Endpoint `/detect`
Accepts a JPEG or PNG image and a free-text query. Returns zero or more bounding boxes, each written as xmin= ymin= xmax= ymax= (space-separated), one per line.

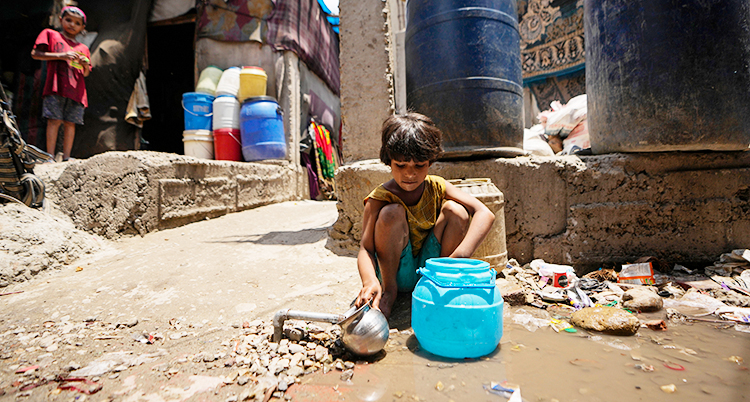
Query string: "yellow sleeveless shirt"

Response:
xmin=364 ymin=175 xmax=446 ymax=256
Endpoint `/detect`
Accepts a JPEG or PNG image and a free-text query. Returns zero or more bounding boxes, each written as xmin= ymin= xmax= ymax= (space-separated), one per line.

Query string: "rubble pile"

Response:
xmin=0 ymin=316 xmax=367 ymax=400
xmin=501 ymin=249 xmax=750 ymax=336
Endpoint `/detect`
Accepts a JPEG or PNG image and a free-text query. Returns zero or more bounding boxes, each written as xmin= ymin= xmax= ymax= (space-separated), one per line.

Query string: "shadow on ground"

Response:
xmin=206 ymin=227 xmax=330 ymax=245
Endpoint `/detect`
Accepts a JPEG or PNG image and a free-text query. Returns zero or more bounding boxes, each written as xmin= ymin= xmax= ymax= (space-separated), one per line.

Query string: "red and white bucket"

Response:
xmin=213 ymin=128 xmax=243 ymax=161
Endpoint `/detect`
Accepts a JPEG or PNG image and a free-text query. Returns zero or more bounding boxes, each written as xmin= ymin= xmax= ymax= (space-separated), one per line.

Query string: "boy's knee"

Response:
xmin=442 ymin=200 xmax=470 ymax=225
xmin=376 ymin=203 xmax=407 ymax=228
xmin=375 ymin=203 xmax=408 ymax=247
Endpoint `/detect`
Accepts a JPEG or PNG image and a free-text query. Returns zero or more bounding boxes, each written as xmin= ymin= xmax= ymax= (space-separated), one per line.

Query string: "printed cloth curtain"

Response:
xmin=197 ymin=0 xmax=340 ymax=95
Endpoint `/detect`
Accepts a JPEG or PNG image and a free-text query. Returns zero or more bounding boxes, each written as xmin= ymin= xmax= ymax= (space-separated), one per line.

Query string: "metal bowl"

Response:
xmin=338 ymin=303 xmax=389 ymax=356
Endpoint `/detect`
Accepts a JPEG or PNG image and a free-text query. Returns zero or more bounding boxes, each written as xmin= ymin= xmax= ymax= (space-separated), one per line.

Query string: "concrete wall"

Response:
xmin=329 ymin=152 xmax=750 ymax=271
xmin=37 ymin=151 xmax=303 ymax=239
xmin=339 ymin=0 xmax=392 ymax=163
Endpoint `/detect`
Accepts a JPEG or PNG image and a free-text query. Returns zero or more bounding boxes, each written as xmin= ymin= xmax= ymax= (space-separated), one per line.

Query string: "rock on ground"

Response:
xmin=622 ymin=287 xmax=663 ymax=312
xmin=0 ymin=203 xmax=106 ymax=287
xmin=570 ymin=306 xmax=640 ymax=336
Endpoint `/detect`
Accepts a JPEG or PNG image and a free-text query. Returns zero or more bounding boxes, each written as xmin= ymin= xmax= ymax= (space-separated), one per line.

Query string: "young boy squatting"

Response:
xmin=355 ymin=113 xmax=495 ymax=318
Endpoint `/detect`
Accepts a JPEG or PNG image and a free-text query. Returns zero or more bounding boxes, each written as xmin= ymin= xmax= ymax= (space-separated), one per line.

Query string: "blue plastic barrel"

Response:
xmin=239 ymin=96 xmax=286 ymax=161
xmin=405 ymin=0 xmax=523 ymax=157
xmin=182 ymin=92 xmax=215 ymax=131
xmin=586 ymin=0 xmax=750 ymax=152
xmin=412 ymin=258 xmax=504 ymax=359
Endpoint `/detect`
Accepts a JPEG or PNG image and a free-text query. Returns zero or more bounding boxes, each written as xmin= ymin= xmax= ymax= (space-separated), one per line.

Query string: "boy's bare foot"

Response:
xmin=378 ymin=291 xmax=397 ymax=319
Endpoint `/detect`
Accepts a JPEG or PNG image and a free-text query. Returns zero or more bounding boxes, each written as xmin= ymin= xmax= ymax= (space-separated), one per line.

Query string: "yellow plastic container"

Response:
xmin=239 ymin=66 xmax=267 ymax=102
xmin=196 ymin=66 xmax=223 ymax=95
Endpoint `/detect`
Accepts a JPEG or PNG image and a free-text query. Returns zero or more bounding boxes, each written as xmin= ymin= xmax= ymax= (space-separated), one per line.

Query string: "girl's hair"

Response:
xmin=61 ymin=6 xmax=87 ymax=25
xmin=380 ymin=112 xmax=443 ymax=165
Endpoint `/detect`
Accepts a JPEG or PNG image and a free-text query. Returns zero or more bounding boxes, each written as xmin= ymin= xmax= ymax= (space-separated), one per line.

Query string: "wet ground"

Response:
xmin=0 ymin=201 xmax=748 ymax=401
xmin=288 ymin=298 xmax=750 ymax=402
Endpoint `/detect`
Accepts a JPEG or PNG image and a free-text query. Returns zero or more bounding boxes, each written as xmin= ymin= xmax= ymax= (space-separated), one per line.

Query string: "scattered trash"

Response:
xmin=484 ymin=381 xmax=521 ymax=401
xmin=511 ymin=309 xmax=551 ymax=332
xmin=550 ymin=319 xmax=576 ymax=333
xmin=663 ymin=362 xmax=685 ymax=371
xmin=530 ymin=259 xmax=577 ymax=288
xmin=75 ymin=267 xmax=83 ymax=272
xmin=644 ymin=320 xmax=667 ymax=331
xmin=15 ymin=365 xmax=39 ymax=374
xmin=57 ymin=377 xmax=102 ymax=395
xmin=618 ymin=262 xmax=655 ymax=285
xmin=634 ymin=364 xmax=654 ymax=372
xmin=727 ymin=356 xmax=744 ymax=365
xmin=660 ymin=384 xmax=677 ymax=393
xmin=583 ymin=268 xmax=618 ymax=282
xmin=435 ymin=381 xmax=444 ymax=391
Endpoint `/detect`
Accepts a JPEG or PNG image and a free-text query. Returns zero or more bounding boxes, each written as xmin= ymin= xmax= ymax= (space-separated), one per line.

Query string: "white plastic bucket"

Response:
xmin=212 ymin=95 xmax=240 ymax=130
xmin=215 ymin=67 xmax=241 ymax=97
xmin=183 ymin=129 xmax=214 ymax=159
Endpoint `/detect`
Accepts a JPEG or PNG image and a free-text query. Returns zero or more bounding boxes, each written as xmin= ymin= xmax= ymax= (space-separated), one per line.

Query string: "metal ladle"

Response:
xmin=272 ymin=301 xmax=389 ymax=356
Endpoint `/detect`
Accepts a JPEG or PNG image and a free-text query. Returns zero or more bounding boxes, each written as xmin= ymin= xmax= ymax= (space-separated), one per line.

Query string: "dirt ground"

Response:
xmin=0 ymin=200 xmax=363 ymax=400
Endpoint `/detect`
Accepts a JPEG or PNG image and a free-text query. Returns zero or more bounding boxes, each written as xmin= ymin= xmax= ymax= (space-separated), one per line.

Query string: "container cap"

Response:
xmin=242 ymin=96 xmax=277 ymax=103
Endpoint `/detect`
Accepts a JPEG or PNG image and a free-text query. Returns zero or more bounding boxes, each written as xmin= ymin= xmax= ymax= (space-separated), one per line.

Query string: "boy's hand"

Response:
xmin=357 ymin=281 xmax=382 ymax=310
xmin=63 ymin=51 xmax=79 ymax=61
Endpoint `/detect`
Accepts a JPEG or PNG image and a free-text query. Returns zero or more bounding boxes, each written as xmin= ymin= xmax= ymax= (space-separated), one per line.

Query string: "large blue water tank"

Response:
xmin=239 ymin=96 xmax=286 ymax=161
xmin=586 ymin=0 xmax=750 ymax=153
xmin=405 ymin=0 xmax=524 ymax=158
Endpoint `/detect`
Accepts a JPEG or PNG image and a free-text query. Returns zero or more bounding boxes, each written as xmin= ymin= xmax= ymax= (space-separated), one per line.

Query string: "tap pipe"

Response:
xmin=272 ymin=309 xmax=345 ymax=342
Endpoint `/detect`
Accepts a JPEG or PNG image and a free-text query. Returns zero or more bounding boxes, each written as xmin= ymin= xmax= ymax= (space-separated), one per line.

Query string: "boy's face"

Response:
xmin=389 ymin=158 xmax=431 ymax=192
xmin=61 ymin=14 xmax=85 ymax=37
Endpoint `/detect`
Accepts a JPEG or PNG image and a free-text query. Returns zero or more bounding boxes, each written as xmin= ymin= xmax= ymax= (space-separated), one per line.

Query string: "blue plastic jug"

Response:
xmin=412 ymin=258 xmax=504 ymax=359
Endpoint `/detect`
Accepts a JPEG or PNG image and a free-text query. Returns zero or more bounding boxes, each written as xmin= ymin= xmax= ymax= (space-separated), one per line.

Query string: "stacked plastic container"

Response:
xmin=183 ymin=65 xmax=285 ymax=161
xmin=212 ymin=67 xmax=243 ymax=161
xmin=238 ymin=66 xmax=287 ymax=161
xmin=182 ymin=66 xmax=223 ymax=159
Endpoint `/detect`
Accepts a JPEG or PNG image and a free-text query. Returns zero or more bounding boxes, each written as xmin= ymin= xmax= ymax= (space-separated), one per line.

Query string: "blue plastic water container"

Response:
xmin=405 ymin=0 xmax=523 ymax=155
xmin=239 ymin=96 xmax=286 ymax=161
xmin=182 ymin=92 xmax=215 ymax=131
xmin=412 ymin=258 xmax=504 ymax=359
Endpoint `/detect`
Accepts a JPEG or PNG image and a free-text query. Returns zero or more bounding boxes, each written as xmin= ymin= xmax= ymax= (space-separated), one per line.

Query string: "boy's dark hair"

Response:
xmin=379 ymin=112 xmax=443 ymax=165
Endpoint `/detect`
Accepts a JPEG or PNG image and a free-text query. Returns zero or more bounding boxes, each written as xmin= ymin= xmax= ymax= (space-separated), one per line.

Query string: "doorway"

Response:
xmin=142 ymin=21 xmax=195 ymax=154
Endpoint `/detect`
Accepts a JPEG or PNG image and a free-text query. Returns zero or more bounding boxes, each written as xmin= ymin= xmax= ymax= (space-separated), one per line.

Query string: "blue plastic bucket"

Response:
xmin=412 ymin=257 xmax=504 ymax=359
xmin=240 ymin=96 xmax=286 ymax=161
xmin=183 ymin=92 xmax=215 ymax=131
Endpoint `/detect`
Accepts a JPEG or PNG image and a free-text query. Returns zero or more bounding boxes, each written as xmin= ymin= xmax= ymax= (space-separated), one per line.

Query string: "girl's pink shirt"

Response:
xmin=33 ymin=28 xmax=90 ymax=107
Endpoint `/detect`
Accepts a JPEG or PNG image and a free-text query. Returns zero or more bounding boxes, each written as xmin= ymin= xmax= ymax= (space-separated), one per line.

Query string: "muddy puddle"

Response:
xmin=289 ymin=303 xmax=750 ymax=402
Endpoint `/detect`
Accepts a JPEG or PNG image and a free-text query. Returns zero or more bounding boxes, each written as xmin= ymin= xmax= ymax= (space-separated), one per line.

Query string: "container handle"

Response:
xmin=417 ymin=267 xmax=496 ymax=289
xmin=181 ymin=101 xmax=213 ymax=117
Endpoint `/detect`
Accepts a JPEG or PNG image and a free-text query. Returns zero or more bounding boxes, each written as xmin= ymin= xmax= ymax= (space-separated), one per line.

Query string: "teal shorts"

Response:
xmin=375 ymin=231 xmax=442 ymax=292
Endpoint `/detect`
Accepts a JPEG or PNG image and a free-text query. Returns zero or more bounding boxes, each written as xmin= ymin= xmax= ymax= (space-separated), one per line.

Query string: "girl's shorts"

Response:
xmin=42 ymin=94 xmax=85 ymax=125
xmin=375 ymin=231 xmax=442 ymax=292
